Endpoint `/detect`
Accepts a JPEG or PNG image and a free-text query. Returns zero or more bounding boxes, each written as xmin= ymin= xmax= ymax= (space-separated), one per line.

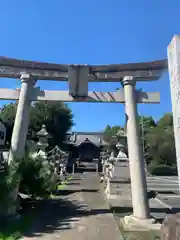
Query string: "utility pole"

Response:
xmin=141 ymin=116 xmax=145 ymax=156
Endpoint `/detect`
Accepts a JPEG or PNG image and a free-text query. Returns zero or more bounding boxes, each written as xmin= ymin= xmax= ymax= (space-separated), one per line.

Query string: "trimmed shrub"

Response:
xmin=0 ymin=160 xmax=21 ymax=212
xmin=19 ymin=155 xmax=57 ymax=198
xmin=148 ymin=164 xmax=177 ymax=176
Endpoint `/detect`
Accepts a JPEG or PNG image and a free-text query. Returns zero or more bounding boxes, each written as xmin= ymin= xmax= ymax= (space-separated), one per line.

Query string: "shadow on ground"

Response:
xmin=12 ymin=197 xmax=112 ymax=238
xmin=111 ymin=205 xmax=180 ymax=223
xmin=0 ymin=185 xmax=109 ymax=239
xmin=76 ymin=167 xmax=99 ymax=173
xmin=55 ymin=189 xmax=99 ymax=196
xmin=66 ymin=182 xmax=81 ymax=186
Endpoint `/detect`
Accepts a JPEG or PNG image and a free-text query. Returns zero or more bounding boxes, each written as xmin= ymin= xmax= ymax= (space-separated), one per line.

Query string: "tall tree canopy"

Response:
xmin=103 ymin=125 xmax=125 ymax=152
xmin=0 ymin=101 xmax=73 ymax=147
xmin=123 ymin=116 xmax=156 ymax=135
xmin=157 ymin=113 xmax=173 ymax=127
xmin=103 ymin=125 xmax=122 ymax=143
xmin=146 ymin=113 xmax=176 ymax=166
xmin=0 ymin=103 xmax=18 ymax=144
xmin=146 ymin=125 xmax=176 ymax=165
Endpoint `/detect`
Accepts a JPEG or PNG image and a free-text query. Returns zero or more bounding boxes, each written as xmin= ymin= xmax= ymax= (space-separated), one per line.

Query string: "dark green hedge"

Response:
xmin=147 ymin=164 xmax=177 ymax=176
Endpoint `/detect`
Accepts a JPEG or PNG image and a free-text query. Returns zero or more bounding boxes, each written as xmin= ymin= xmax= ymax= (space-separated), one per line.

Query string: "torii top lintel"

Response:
xmin=0 ymin=56 xmax=168 ymax=82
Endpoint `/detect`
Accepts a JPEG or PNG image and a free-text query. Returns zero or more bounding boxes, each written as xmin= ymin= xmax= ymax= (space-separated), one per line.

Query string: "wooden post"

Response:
xmin=72 ymin=163 xmax=75 ymax=175
xmin=96 ymin=163 xmax=98 ymax=174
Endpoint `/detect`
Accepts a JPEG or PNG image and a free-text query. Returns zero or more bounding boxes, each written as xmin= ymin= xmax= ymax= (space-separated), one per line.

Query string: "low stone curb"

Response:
xmin=99 ymin=181 xmax=126 ymax=240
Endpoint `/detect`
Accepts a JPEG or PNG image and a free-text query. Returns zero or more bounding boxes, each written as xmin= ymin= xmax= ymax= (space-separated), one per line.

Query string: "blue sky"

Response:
xmin=0 ymin=0 xmax=179 ymax=131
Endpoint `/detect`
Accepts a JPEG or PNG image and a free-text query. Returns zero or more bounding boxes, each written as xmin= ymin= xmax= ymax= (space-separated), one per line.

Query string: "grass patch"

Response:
xmin=57 ymin=184 xmax=67 ymax=190
xmin=49 ymin=193 xmax=56 ymax=199
xmin=57 ymin=175 xmax=73 ymax=190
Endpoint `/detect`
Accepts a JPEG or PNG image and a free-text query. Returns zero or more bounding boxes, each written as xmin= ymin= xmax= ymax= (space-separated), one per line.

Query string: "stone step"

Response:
xmin=109 ymin=182 xmax=131 ymax=186
xmin=108 ymin=176 xmax=130 ymax=182
xmin=108 ymin=184 xmax=130 ymax=188
xmin=110 ymin=186 xmax=131 ymax=192
xmin=108 ymin=188 xmax=131 ymax=195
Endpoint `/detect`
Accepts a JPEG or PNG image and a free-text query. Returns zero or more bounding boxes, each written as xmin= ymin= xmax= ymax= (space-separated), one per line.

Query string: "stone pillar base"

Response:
xmin=123 ymin=215 xmax=161 ymax=230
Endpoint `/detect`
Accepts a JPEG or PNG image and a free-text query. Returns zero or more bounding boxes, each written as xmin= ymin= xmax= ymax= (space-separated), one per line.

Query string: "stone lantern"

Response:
xmin=116 ymin=142 xmax=125 ymax=150
xmin=116 ymin=129 xmax=127 ymax=145
xmin=36 ymin=125 xmax=51 ymax=160
xmin=116 ymin=142 xmax=127 ymax=159
xmin=116 ymin=129 xmax=128 ymax=159
xmin=116 ymin=142 xmax=125 ymax=152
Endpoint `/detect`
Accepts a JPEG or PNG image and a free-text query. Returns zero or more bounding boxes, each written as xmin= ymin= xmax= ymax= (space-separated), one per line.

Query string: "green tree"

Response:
xmin=0 ymin=101 xmax=73 ymax=147
xmin=103 ymin=113 xmax=176 ymax=170
xmin=29 ymin=102 xmax=73 ymax=146
xmin=146 ymin=125 xmax=176 ymax=166
xmin=0 ymin=103 xmax=17 ymax=144
xmin=123 ymin=115 xmax=156 ymax=135
xmin=146 ymin=113 xmax=176 ymax=166
xmin=123 ymin=115 xmax=156 ymax=160
xmin=157 ymin=113 xmax=173 ymax=127
xmin=139 ymin=116 xmax=156 ymax=134
xmin=103 ymin=125 xmax=122 ymax=142
xmin=139 ymin=116 xmax=156 ymax=161
xmin=103 ymin=125 xmax=123 ymax=152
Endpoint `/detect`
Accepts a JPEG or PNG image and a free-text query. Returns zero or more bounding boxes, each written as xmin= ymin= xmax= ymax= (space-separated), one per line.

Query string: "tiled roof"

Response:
xmin=68 ymin=132 xmax=104 ymax=146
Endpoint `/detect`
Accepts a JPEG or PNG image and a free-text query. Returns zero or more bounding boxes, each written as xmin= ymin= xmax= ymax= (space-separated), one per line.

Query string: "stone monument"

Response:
xmin=168 ymin=35 xmax=180 ymax=192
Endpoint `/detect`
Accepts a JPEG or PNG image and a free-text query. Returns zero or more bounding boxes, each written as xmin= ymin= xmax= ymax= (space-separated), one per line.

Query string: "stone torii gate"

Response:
xmin=0 ymin=56 xmax=167 ymax=223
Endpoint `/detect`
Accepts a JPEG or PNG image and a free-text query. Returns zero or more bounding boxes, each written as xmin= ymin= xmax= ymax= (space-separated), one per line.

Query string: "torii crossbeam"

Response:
xmin=0 ymin=56 xmax=167 ymax=81
xmin=0 ymin=88 xmax=160 ymax=103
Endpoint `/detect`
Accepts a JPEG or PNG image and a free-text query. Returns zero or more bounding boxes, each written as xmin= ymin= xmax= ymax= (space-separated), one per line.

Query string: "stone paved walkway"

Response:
xmin=23 ymin=172 xmax=123 ymax=240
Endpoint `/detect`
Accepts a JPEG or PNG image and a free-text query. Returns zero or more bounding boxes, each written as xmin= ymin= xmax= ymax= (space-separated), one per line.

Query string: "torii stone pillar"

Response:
xmin=168 ymin=35 xmax=180 ymax=192
xmin=8 ymin=73 xmax=36 ymax=162
xmin=122 ymin=76 xmax=150 ymax=220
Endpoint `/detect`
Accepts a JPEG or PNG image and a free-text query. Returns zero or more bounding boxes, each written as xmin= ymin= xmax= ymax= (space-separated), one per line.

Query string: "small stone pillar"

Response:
xmin=110 ymin=151 xmax=115 ymax=159
xmin=161 ymin=214 xmax=180 ymax=240
xmin=9 ymin=74 xmax=36 ymax=163
xmin=122 ymin=76 xmax=150 ymax=220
